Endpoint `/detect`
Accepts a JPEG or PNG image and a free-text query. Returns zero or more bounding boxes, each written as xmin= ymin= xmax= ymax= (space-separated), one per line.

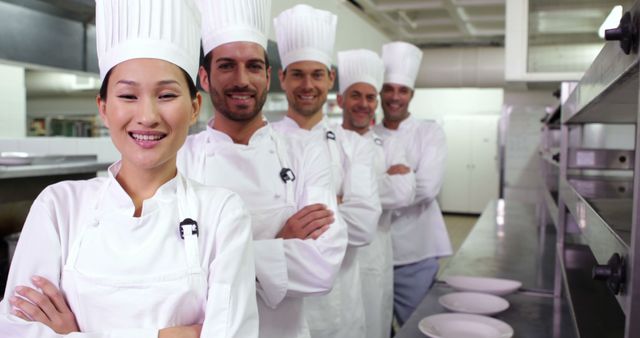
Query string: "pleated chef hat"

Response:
xmin=200 ymin=0 xmax=271 ymax=55
xmin=381 ymin=41 xmax=423 ymax=89
xmin=95 ymin=0 xmax=201 ymax=83
xmin=274 ymin=4 xmax=337 ymax=69
xmin=338 ymin=49 xmax=384 ymax=95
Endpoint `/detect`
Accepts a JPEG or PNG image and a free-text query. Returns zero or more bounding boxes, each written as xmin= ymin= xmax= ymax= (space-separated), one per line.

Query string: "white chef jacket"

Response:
xmin=177 ymin=122 xmax=348 ymax=338
xmin=272 ymin=116 xmax=381 ymax=338
xmin=358 ymin=130 xmax=415 ymax=338
xmin=0 ymin=161 xmax=258 ymax=338
xmin=374 ymin=116 xmax=452 ymax=265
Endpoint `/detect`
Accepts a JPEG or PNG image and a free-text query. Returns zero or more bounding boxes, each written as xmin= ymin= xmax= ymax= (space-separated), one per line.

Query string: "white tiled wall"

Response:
xmin=0 ymin=137 xmax=119 ymax=163
xmin=0 ymin=64 xmax=26 ymax=138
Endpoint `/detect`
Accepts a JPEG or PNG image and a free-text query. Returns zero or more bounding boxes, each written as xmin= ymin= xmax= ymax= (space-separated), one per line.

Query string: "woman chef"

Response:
xmin=0 ymin=0 xmax=259 ymax=337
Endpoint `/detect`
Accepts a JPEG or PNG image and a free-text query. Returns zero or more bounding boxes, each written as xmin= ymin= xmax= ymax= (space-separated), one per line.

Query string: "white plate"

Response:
xmin=419 ymin=313 xmax=514 ymax=338
xmin=439 ymin=292 xmax=509 ymax=315
xmin=444 ymin=276 xmax=522 ymax=296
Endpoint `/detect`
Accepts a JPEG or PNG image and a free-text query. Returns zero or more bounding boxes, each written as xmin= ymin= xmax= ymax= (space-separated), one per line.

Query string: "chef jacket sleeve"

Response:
xmin=411 ymin=123 xmax=447 ymax=206
xmin=0 ymin=189 xmax=158 ymax=338
xmin=377 ymin=136 xmax=416 ymax=210
xmin=201 ymin=192 xmax=258 ymax=338
xmin=253 ymin=137 xmax=348 ymax=308
xmin=338 ymin=134 xmax=382 ymax=247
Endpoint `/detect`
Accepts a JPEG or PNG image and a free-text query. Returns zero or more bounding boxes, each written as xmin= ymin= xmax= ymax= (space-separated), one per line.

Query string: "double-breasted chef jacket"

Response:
xmin=374 ymin=116 xmax=453 ymax=265
xmin=178 ymin=121 xmax=348 ymax=338
xmin=0 ymin=161 xmax=259 ymax=338
xmin=358 ymin=130 xmax=416 ymax=338
xmin=272 ymin=116 xmax=382 ymax=338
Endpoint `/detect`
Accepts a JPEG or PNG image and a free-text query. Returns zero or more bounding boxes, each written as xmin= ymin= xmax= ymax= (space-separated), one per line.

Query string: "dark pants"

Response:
xmin=393 ymin=257 xmax=439 ymax=326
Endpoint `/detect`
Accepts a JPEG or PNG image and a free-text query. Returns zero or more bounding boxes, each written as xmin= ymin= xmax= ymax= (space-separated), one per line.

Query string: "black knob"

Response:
xmin=605 ymin=11 xmax=635 ymax=55
xmin=592 ymin=253 xmax=626 ymax=295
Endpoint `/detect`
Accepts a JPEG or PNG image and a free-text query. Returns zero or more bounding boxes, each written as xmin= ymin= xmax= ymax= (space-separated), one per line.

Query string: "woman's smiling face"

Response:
xmin=97 ymin=58 xmax=201 ymax=172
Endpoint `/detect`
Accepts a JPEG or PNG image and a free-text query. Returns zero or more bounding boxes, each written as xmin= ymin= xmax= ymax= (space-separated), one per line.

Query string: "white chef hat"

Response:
xmin=338 ymin=49 xmax=384 ymax=95
xmin=381 ymin=41 xmax=423 ymax=89
xmin=200 ymin=0 xmax=271 ymax=55
xmin=273 ymin=4 xmax=337 ymax=69
xmin=95 ymin=0 xmax=201 ymax=83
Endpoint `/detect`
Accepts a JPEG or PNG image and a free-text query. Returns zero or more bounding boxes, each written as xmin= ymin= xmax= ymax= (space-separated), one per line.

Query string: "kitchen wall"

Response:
xmin=407 ymin=88 xmax=504 ymax=122
xmin=0 ymin=64 xmax=26 ymax=138
xmin=503 ymin=88 xmax=558 ymax=202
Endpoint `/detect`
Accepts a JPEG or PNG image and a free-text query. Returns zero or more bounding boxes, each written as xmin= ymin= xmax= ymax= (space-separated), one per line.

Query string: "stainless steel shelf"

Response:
xmin=568 ymin=148 xmax=635 ymax=170
xmin=540 ymin=150 xmax=560 ymax=167
xmin=567 ymin=175 xmax=634 ymax=199
xmin=559 ymin=177 xmax=630 ymax=264
xmin=560 ymin=243 xmax=626 ymax=338
xmin=543 ymin=186 xmax=559 ymax=228
xmin=561 ymin=42 xmax=638 ymax=124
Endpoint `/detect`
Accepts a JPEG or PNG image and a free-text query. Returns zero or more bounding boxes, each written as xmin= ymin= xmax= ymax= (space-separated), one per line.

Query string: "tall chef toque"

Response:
xmin=381 ymin=41 xmax=423 ymax=89
xmin=95 ymin=0 xmax=201 ymax=83
xmin=273 ymin=4 xmax=337 ymax=70
xmin=200 ymin=0 xmax=271 ymax=55
xmin=338 ymin=49 xmax=384 ymax=95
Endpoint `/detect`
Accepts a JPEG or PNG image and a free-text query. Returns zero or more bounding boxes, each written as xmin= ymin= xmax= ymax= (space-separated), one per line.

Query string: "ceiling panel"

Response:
xmin=350 ymin=0 xmax=627 ymax=47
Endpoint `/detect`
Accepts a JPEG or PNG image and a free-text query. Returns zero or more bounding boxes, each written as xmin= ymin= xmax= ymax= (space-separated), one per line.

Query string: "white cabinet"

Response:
xmin=440 ymin=115 xmax=500 ymax=213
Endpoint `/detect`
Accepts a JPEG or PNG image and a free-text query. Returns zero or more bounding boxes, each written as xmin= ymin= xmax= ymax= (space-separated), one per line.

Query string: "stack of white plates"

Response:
xmin=418 ymin=276 xmax=521 ymax=338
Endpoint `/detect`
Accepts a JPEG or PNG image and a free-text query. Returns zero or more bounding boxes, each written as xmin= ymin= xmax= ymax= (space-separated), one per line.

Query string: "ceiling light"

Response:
xmin=599 ymin=5 xmax=623 ymax=38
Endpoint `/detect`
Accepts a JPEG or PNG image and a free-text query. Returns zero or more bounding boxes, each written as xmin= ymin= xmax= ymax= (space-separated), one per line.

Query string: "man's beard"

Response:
xmin=291 ymin=100 xmax=324 ymax=117
xmin=211 ymin=87 xmax=268 ymax=122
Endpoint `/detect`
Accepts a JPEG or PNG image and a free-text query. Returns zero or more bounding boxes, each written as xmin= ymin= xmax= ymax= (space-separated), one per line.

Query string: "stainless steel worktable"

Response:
xmin=0 ymin=161 xmax=110 ymax=179
xmin=394 ymin=200 xmax=578 ymax=338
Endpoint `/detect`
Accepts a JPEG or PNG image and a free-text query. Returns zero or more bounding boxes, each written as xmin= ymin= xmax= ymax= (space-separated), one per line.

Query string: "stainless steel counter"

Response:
xmin=440 ymin=200 xmax=557 ymax=293
xmin=0 ymin=161 xmax=110 ymax=179
xmin=395 ymin=283 xmax=577 ymax=338
xmin=394 ymin=200 xmax=579 ymax=338
xmin=0 ymin=161 xmax=111 ymax=204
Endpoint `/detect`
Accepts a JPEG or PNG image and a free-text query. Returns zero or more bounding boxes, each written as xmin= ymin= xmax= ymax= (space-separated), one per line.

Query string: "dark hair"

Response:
xmin=98 ymin=66 xmax=198 ymax=100
xmin=201 ymin=48 xmax=270 ymax=75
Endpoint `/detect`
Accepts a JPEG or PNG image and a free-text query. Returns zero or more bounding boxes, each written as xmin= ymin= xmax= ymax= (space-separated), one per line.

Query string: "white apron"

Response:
xmin=60 ymin=174 xmax=207 ymax=332
xmin=200 ymin=128 xmax=308 ymax=338
xmin=358 ymin=133 xmax=394 ymax=338
xmin=305 ymin=125 xmax=365 ymax=338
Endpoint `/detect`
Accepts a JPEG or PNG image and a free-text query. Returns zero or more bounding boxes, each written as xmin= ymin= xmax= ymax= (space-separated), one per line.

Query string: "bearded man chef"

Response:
xmin=0 ymin=0 xmax=258 ymax=337
xmin=177 ymin=1 xmax=347 ymax=338
xmin=271 ymin=5 xmax=382 ymax=338
xmin=373 ymin=41 xmax=452 ymax=326
xmin=336 ymin=49 xmax=416 ymax=338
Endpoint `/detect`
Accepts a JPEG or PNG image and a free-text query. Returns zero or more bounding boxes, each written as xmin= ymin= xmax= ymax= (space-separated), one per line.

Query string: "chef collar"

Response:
xmin=309 ymin=116 xmax=332 ymax=133
xmin=396 ymin=114 xmax=417 ymax=131
xmin=205 ymin=117 xmax=272 ymax=147
xmin=380 ymin=114 xmax=415 ymax=134
xmin=104 ymin=161 xmax=179 ymax=215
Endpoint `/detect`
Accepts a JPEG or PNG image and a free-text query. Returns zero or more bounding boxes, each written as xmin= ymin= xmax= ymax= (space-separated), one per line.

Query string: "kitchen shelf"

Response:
xmin=560 ymin=177 xmax=631 ymax=262
xmin=567 ymin=175 xmax=634 ymax=199
xmin=567 ymin=148 xmax=635 ymax=170
xmin=561 ymin=43 xmax=638 ymax=124
xmin=560 ymin=243 xmax=626 ymax=338
xmin=542 ymin=185 xmax=559 ymax=228
xmin=540 ymin=150 xmax=560 ymax=167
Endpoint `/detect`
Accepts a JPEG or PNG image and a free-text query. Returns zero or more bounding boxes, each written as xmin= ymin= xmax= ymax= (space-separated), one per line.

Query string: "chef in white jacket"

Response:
xmin=336 ymin=49 xmax=416 ymax=338
xmin=0 ymin=0 xmax=258 ymax=337
xmin=271 ymin=5 xmax=382 ymax=338
xmin=177 ymin=1 xmax=347 ymax=338
xmin=374 ymin=41 xmax=453 ymax=326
